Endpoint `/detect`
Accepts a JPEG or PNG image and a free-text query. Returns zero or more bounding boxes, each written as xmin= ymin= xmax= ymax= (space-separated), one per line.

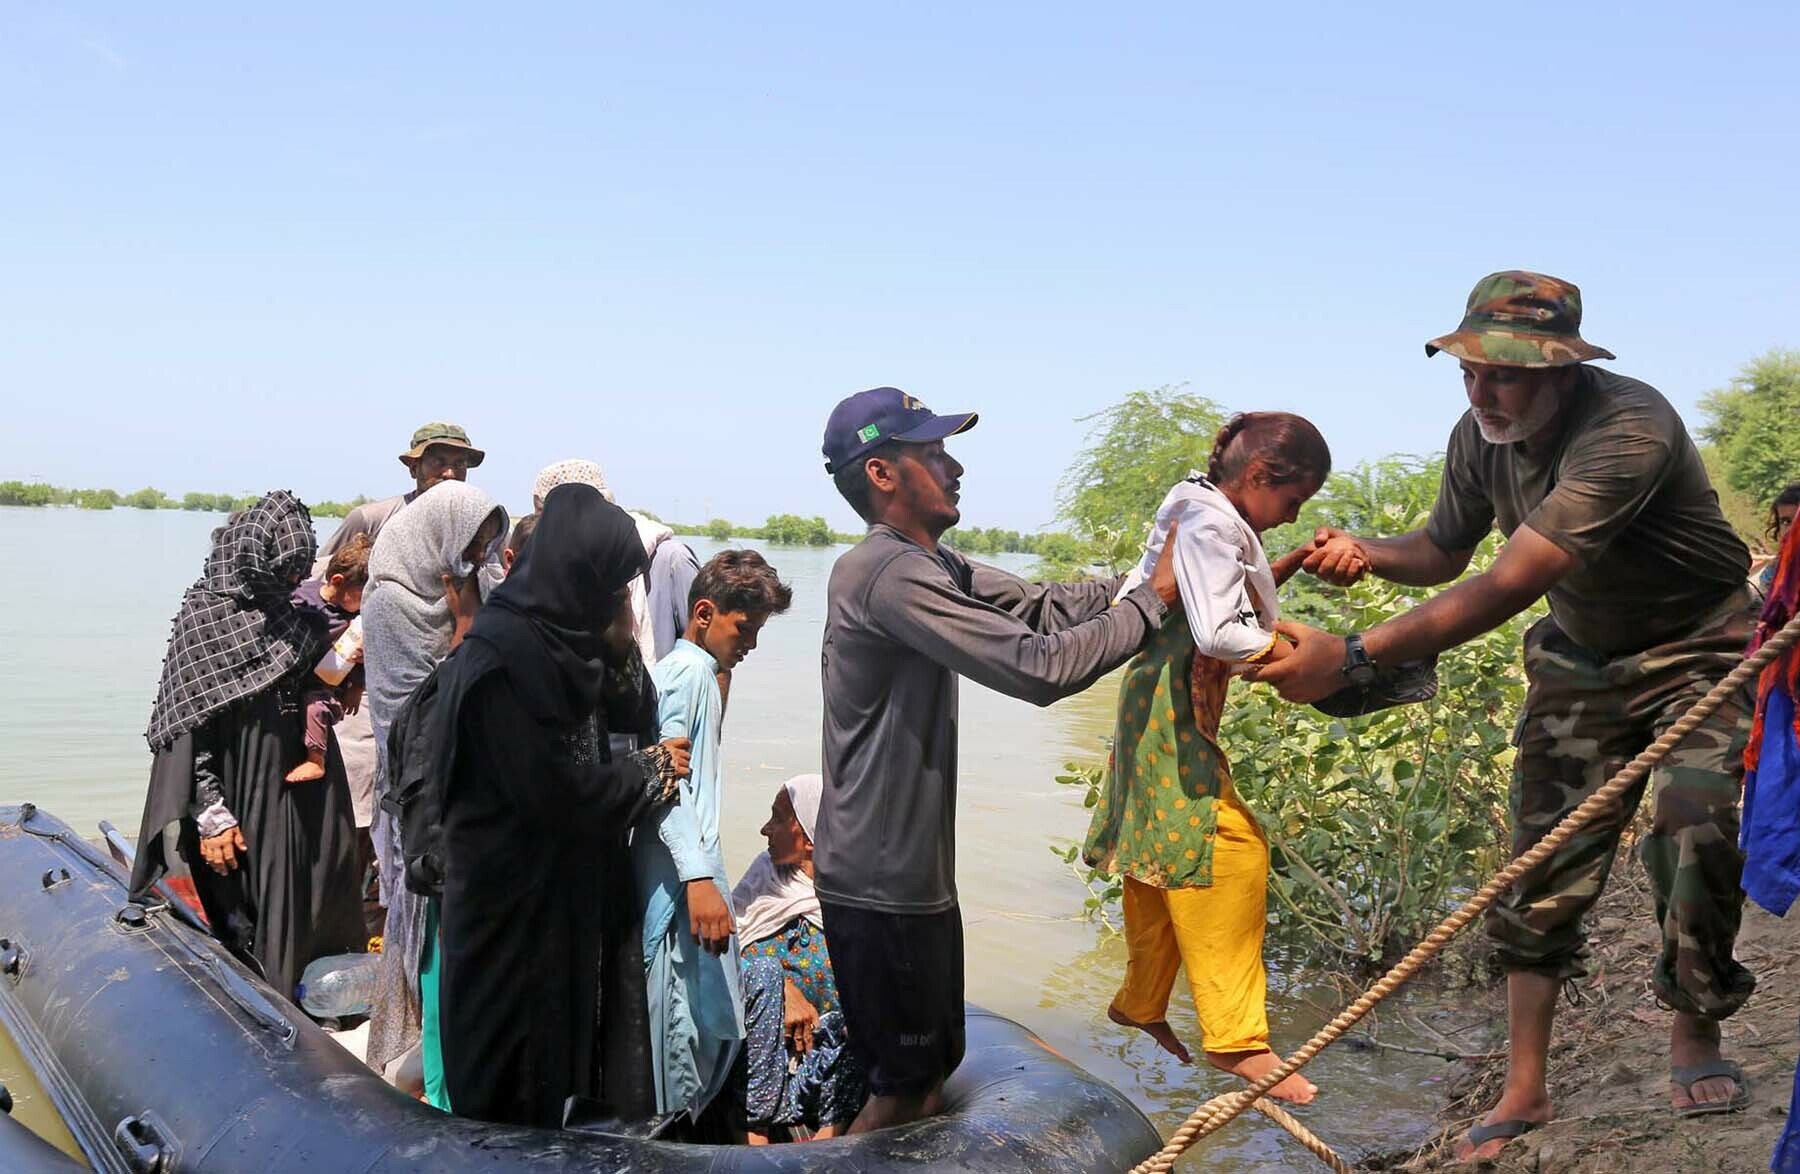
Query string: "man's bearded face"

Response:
xmin=1462 ymin=362 xmax=1571 ymax=445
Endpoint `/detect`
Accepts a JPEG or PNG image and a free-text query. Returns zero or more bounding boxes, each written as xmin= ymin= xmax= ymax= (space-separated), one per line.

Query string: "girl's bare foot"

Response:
xmin=1108 ymin=1004 xmax=1192 ymax=1063
xmin=1207 ymin=1048 xmax=1318 ymax=1105
xmin=285 ymin=758 xmax=326 ymax=783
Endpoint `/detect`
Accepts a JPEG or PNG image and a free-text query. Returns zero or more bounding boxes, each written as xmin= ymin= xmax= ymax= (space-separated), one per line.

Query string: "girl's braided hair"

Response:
xmin=1206 ymin=411 xmax=1331 ymax=488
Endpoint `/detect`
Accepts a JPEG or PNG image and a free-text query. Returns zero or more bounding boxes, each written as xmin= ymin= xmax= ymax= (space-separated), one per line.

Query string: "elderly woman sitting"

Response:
xmin=731 ymin=775 xmax=867 ymax=1142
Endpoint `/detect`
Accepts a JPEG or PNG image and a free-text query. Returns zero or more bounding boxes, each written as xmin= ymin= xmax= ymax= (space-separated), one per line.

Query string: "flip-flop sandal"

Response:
xmin=1671 ymin=1059 xmax=1751 ymax=1117
xmin=1459 ymin=1118 xmax=1540 ymax=1160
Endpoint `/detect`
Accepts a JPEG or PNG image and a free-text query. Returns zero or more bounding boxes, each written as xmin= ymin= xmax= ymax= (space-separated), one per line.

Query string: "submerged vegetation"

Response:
xmin=0 ymin=482 xmax=370 ymax=517
xmin=679 ymin=514 xmax=1077 ymax=553
xmin=678 ymin=514 xmax=850 ymax=546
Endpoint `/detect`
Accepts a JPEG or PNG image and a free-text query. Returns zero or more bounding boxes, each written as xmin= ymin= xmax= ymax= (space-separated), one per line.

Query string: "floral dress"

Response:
xmin=738 ymin=916 xmax=867 ymax=1130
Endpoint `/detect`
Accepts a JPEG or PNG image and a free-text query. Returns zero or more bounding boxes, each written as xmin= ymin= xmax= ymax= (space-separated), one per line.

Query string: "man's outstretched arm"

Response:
xmin=1305 ymin=526 xmax=1477 ymax=588
xmin=1254 ymin=525 xmax=1574 ymax=704
xmin=870 ymin=529 xmax=1181 ymax=707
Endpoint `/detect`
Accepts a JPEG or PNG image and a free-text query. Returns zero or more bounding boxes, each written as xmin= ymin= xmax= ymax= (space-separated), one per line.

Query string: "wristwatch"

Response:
xmin=1341 ymin=633 xmax=1379 ymax=687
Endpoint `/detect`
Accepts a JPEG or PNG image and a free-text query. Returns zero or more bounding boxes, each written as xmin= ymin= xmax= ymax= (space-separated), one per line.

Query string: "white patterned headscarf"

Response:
xmin=533 ymin=459 xmax=614 ymax=511
xmin=531 ymin=458 xmax=682 ymax=665
xmin=731 ymin=774 xmax=827 ymax=947
xmin=784 ymin=773 xmax=823 ymax=841
xmin=362 ymin=481 xmax=508 ymax=755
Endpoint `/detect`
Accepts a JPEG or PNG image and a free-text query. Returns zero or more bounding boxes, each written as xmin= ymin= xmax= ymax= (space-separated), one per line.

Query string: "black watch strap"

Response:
xmin=1342 ymin=633 xmax=1378 ymax=686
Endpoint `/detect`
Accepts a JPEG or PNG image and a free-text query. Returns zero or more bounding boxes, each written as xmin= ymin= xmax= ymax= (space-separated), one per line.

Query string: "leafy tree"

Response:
xmin=0 ymin=481 xmax=55 ymax=507
xmin=123 ymin=487 xmax=175 ymax=510
xmin=1700 ymin=349 xmax=1800 ymax=508
xmin=1055 ymin=386 xmax=1226 ymax=574
xmin=1700 ymin=447 xmax=1768 ymax=548
xmin=705 ymin=518 xmax=735 ymax=542
xmin=1034 ymin=531 xmax=1083 ymax=566
xmin=760 ymin=513 xmax=835 ymax=546
xmin=74 ymin=488 xmax=120 ymax=510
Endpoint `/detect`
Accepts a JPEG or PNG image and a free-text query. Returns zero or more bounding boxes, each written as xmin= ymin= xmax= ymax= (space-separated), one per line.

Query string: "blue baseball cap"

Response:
xmin=821 ymin=387 xmax=978 ymax=475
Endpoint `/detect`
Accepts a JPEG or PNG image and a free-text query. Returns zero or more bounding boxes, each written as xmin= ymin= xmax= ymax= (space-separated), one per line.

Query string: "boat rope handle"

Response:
xmin=1129 ymin=608 xmax=1800 ymax=1173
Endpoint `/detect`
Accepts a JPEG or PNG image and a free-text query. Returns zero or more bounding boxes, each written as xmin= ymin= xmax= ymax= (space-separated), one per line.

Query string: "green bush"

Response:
xmin=310 ymin=495 xmax=370 ymax=518
xmin=123 ymin=487 xmax=176 ymax=510
xmin=705 ymin=518 xmax=735 ymax=542
xmin=941 ymin=525 xmax=1074 ymax=556
xmin=0 ymin=481 xmax=56 ymax=507
xmin=760 ymin=513 xmax=836 ymax=546
xmin=1700 ymin=348 xmax=1800 ymax=511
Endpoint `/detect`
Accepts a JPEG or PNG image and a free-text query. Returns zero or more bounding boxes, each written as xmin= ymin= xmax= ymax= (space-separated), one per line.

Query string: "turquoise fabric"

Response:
xmin=419 ymin=897 xmax=449 ymax=1112
xmin=636 ymin=639 xmax=744 ymax=1116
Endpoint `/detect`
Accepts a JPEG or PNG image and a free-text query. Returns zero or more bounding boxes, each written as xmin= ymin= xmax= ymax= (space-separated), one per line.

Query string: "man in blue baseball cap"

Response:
xmin=813 ymin=387 xmax=1181 ymax=1131
xmin=820 ymin=387 xmax=980 ymax=478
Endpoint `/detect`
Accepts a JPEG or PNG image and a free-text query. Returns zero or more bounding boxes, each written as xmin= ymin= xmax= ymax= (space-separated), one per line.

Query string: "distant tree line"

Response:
xmin=939 ymin=526 xmax=1079 ymax=557
xmin=678 ymin=514 xmax=850 ymax=546
xmin=0 ymin=482 xmax=369 ymax=517
xmin=675 ymin=513 xmax=1077 ymax=552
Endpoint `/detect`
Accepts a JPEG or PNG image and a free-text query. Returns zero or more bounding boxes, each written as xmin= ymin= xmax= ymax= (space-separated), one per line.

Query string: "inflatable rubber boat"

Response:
xmin=0 ymin=804 xmax=1160 ymax=1171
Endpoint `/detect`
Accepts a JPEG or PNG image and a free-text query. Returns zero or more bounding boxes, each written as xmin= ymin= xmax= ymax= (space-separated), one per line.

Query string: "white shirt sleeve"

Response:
xmin=1171 ymin=507 xmax=1279 ymax=664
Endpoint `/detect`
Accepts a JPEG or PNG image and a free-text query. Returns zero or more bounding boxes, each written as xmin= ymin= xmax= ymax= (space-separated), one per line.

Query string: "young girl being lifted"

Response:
xmin=1084 ymin=411 xmax=1334 ymax=1105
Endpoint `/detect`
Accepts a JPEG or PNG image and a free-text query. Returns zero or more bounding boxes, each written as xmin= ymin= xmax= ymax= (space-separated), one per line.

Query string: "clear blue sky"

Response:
xmin=5 ymin=3 xmax=1796 ymax=531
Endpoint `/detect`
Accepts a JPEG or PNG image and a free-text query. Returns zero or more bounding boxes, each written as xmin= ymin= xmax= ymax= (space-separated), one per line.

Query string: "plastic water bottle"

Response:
xmin=296 ymin=952 xmax=378 ymax=1018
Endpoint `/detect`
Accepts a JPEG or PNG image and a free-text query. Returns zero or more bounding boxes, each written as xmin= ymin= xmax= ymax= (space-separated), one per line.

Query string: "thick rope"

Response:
xmin=1250 ymin=1097 xmax=1353 ymax=1173
xmin=1128 ymin=610 xmax=1800 ymax=1174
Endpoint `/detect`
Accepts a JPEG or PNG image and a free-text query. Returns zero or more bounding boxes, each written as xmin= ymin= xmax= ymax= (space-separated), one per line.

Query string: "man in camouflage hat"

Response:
xmin=313 ymin=421 xmax=487 ymax=934
xmin=315 ymin=421 xmax=487 ymax=572
xmin=1255 ymin=272 xmax=1756 ymax=1159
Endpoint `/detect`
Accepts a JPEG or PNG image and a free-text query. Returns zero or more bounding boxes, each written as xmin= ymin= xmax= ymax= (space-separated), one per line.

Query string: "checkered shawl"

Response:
xmin=145 ymin=490 xmax=326 ymax=750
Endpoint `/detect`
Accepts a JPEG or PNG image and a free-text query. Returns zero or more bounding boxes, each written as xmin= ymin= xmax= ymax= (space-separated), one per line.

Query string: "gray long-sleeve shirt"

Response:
xmin=817 ymin=525 xmax=1167 ymax=915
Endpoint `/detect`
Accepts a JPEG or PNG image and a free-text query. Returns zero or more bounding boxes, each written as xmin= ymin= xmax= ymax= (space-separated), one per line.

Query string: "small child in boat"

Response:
xmin=500 ymin=512 xmax=537 ymax=574
xmin=285 ymin=535 xmax=371 ymax=783
xmin=636 ymin=549 xmax=794 ymax=1118
xmin=1084 ymin=411 xmax=1330 ymax=1105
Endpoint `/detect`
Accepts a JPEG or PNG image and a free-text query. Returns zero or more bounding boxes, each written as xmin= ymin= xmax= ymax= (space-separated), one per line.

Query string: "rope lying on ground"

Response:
xmin=1129 ymin=610 xmax=1800 ymax=1174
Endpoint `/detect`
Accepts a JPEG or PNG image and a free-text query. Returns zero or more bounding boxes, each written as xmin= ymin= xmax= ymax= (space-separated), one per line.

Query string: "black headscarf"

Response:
xmin=467 ymin=484 xmax=649 ymax=725
xmin=145 ymin=490 xmax=324 ymax=749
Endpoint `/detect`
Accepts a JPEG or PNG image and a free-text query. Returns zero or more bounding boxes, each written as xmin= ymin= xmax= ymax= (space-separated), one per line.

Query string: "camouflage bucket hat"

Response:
xmin=1425 ymin=270 xmax=1615 ymax=368
xmin=398 ymin=421 xmax=485 ymax=467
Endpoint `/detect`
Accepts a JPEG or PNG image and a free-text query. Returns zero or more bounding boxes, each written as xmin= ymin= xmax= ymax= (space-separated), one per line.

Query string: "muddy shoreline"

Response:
xmin=1370 ymin=852 xmax=1797 ymax=1172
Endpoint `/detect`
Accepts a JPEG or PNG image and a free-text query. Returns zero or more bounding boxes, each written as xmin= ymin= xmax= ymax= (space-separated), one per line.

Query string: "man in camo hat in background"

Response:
xmin=1255 ymin=272 xmax=1756 ymax=1160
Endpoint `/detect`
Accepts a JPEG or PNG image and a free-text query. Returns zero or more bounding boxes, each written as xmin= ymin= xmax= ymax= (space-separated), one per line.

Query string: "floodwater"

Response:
xmin=0 ymin=504 xmax=1460 ymax=1169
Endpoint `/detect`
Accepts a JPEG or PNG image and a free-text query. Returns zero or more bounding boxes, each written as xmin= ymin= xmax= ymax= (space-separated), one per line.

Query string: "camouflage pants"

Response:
xmin=1485 ymin=588 xmax=1757 ymax=1019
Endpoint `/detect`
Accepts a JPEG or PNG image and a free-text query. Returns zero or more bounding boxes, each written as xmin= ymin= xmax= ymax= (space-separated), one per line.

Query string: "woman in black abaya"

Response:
xmin=132 ymin=490 xmax=363 ymax=1000
xmin=436 ymin=483 xmax=690 ymax=1127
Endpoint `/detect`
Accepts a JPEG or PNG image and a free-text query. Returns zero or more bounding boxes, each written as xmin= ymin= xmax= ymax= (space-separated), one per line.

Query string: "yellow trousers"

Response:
xmin=1111 ymin=792 xmax=1270 ymax=1055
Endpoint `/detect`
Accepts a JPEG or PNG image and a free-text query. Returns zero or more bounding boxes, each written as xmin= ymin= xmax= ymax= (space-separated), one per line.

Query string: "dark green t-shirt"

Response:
xmin=1425 ymin=366 xmax=1749 ymax=655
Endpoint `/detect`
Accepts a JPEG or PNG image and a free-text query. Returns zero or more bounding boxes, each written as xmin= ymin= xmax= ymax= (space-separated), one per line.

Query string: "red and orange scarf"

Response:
xmin=1746 ymin=527 xmax=1800 ymax=771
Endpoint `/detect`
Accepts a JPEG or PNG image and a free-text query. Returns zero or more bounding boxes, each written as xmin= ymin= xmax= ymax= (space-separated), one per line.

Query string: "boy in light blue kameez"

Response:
xmin=635 ymin=550 xmax=794 ymax=1119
